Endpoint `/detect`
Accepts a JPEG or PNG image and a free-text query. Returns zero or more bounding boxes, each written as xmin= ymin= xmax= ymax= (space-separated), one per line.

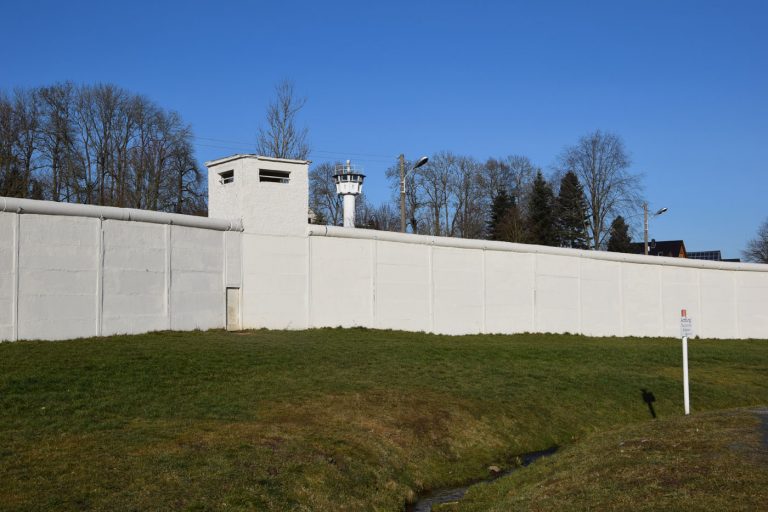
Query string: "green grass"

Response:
xmin=0 ymin=329 xmax=766 ymax=511
xmin=453 ymin=408 xmax=768 ymax=512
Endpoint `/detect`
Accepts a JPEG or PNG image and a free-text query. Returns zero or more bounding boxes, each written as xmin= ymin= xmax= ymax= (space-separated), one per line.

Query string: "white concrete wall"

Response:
xmin=241 ymin=233 xmax=308 ymax=330
xmin=0 ymin=210 xmax=242 ymax=342
xmin=297 ymin=227 xmax=768 ymax=339
xmin=0 ymin=214 xmax=17 ymax=341
xmin=2 ymin=194 xmax=766 ymax=342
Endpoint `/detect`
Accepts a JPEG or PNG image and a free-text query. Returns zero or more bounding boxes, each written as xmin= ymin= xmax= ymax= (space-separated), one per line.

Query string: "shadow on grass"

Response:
xmin=641 ymin=388 xmax=657 ymax=419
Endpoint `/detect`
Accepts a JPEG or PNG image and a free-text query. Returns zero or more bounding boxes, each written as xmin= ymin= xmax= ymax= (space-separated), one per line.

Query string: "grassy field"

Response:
xmin=0 ymin=328 xmax=767 ymax=511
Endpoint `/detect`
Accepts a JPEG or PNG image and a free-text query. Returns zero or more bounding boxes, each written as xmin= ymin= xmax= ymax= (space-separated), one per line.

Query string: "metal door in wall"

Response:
xmin=226 ymin=287 xmax=241 ymax=331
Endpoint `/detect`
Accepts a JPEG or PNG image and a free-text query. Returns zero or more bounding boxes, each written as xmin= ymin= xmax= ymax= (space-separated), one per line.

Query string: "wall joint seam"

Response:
xmin=307 ymin=235 xmax=312 ymax=328
xmin=429 ymin=245 xmax=434 ymax=333
xmin=481 ymin=249 xmax=486 ymax=334
xmin=166 ymin=225 xmax=172 ymax=330
xmin=371 ymin=239 xmax=377 ymax=329
xmin=96 ymin=218 xmax=104 ymax=337
xmin=12 ymin=214 xmax=20 ymax=341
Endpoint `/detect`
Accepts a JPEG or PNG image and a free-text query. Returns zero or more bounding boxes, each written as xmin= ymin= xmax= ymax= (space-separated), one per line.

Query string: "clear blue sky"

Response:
xmin=2 ymin=0 xmax=766 ymax=257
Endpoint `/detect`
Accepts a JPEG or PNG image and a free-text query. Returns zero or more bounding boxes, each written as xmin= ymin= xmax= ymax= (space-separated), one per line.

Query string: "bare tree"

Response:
xmin=558 ymin=130 xmax=643 ymax=249
xmin=361 ymin=202 xmax=400 ymax=231
xmin=309 ymin=161 xmax=343 ymax=225
xmin=256 ymin=80 xmax=309 ymax=160
xmin=418 ymin=151 xmax=457 ymax=236
xmin=481 ymin=155 xmax=536 ymax=216
xmin=743 ymin=218 xmax=768 ymax=263
xmin=0 ymin=93 xmax=21 ymax=196
xmin=451 ymin=156 xmax=485 ymax=238
xmin=37 ymin=83 xmax=76 ymax=202
xmin=1 ymin=82 xmax=204 ymax=214
xmin=11 ymin=89 xmax=42 ymax=197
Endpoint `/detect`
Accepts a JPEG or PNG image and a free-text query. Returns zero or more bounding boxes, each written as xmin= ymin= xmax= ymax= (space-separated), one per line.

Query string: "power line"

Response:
xmin=191 ymin=135 xmax=398 ymax=162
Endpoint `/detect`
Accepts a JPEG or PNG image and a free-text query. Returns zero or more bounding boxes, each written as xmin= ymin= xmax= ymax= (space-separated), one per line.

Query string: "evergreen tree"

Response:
xmin=488 ymin=188 xmax=526 ymax=243
xmin=607 ymin=216 xmax=633 ymax=252
xmin=488 ymin=188 xmax=513 ymax=240
xmin=526 ymin=171 xmax=557 ymax=246
xmin=555 ymin=171 xmax=590 ymax=249
xmin=499 ymin=199 xmax=526 ymax=243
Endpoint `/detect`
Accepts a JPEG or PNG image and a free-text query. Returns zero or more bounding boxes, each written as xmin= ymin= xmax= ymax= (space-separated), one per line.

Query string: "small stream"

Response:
xmin=405 ymin=446 xmax=558 ymax=512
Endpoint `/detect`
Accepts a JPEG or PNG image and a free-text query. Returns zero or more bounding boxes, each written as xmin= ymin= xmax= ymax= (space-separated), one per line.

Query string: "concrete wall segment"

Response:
xmin=306 ymin=226 xmax=768 ymax=339
xmin=0 ymin=204 xmax=231 ymax=342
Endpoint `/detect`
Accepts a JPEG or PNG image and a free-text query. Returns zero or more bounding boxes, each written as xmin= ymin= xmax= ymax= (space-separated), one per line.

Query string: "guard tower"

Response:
xmin=205 ymin=154 xmax=310 ymax=235
xmin=333 ymin=160 xmax=365 ymax=228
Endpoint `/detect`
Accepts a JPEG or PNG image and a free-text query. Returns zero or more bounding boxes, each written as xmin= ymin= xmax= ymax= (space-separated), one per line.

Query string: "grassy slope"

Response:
xmin=0 ymin=329 xmax=766 ymax=511
xmin=454 ymin=408 xmax=768 ymax=512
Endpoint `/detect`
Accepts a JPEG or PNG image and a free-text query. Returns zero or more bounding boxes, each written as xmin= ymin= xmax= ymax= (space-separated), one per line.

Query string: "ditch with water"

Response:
xmin=404 ymin=446 xmax=558 ymax=512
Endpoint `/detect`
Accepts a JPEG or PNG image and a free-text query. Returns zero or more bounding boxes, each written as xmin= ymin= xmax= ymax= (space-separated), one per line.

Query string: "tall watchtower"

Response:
xmin=205 ymin=154 xmax=310 ymax=235
xmin=333 ymin=160 xmax=365 ymax=228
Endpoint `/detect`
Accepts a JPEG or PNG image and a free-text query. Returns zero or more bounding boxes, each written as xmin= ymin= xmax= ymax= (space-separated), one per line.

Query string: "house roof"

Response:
xmin=629 ymin=240 xmax=687 ymax=258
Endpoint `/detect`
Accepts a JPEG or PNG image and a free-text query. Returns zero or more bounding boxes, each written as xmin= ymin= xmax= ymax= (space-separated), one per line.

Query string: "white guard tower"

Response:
xmin=333 ymin=160 xmax=365 ymax=228
xmin=205 ymin=154 xmax=310 ymax=235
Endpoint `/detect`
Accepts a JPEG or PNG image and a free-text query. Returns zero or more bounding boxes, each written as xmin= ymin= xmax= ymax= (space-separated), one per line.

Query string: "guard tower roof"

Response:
xmin=205 ymin=154 xmax=311 ymax=167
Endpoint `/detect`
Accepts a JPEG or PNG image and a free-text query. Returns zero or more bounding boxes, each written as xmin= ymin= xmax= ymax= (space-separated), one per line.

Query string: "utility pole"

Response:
xmin=400 ymin=154 xmax=406 ymax=233
xmin=643 ymin=202 xmax=649 ymax=255
xmin=643 ymin=203 xmax=668 ymax=256
xmin=399 ymin=154 xmax=428 ymax=234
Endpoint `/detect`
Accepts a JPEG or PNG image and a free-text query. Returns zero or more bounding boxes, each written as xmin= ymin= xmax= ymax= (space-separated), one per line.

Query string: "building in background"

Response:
xmin=630 ymin=240 xmax=687 ymax=258
xmin=687 ymin=250 xmax=741 ymax=263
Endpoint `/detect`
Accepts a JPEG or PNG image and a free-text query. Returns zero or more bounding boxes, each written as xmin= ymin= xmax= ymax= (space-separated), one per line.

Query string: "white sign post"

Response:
xmin=680 ymin=309 xmax=693 ymax=415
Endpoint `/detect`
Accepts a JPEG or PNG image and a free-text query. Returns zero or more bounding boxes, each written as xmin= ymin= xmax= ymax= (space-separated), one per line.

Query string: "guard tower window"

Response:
xmin=259 ymin=169 xmax=290 ymax=183
xmin=219 ymin=170 xmax=234 ymax=184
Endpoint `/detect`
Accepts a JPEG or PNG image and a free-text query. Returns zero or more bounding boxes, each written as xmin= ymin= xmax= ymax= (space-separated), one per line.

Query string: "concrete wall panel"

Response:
xmin=535 ymin=254 xmax=580 ymax=333
xmin=242 ymin=234 xmax=308 ymax=330
xmin=622 ymin=264 xmax=662 ymax=337
xmin=170 ymin=226 xmax=224 ymax=331
xmin=224 ymin=231 xmax=242 ymax=288
xmin=310 ymin=237 xmax=373 ymax=328
xmin=0 ymin=213 xmax=15 ymax=340
xmin=484 ymin=251 xmax=534 ymax=334
xmin=375 ymin=241 xmax=430 ymax=332
xmin=580 ymin=258 xmax=622 ymax=336
xmin=17 ymin=215 xmax=99 ymax=340
xmin=699 ymin=269 xmax=737 ymax=339
xmin=102 ymin=221 xmax=167 ymax=335
xmin=432 ymin=247 xmax=483 ymax=334
xmin=735 ymin=271 xmax=768 ymax=338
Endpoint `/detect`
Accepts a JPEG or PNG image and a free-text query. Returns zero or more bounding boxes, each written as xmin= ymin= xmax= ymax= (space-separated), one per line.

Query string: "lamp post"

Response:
xmin=644 ymin=203 xmax=668 ymax=255
xmin=399 ymin=154 xmax=429 ymax=233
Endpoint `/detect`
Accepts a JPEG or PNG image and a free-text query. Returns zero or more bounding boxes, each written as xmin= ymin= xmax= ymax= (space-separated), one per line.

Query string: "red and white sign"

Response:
xmin=680 ymin=309 xmax=694 ymax=338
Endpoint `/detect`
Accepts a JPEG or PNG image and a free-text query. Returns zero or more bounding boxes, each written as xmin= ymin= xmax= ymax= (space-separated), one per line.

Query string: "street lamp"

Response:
xmin=399 ymin=154 xmax=429 ymax=233
xmin=644 ymin=203 xmax=668 ymax=255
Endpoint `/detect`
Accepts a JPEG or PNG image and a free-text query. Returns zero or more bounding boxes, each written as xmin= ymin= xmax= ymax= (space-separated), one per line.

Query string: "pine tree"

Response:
xmin=488 ymin=189 xmax=513 ymax=241
xmin=488 ymin=188 xmax=526 ymax=243
xmin=607 ymin=216 xmax=633 ymax=253
xmin=499 ymin=199 xmax=526 ymax=243
xmin=555 ymin=171 xmax=590 ymax=249
xmin=526 ymin=171 xmax=557 ymax=246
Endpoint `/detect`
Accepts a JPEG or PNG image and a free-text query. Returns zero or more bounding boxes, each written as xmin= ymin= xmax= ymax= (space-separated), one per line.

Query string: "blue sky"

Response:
xmin=2 ymin=0 xmax=766 ymax=257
